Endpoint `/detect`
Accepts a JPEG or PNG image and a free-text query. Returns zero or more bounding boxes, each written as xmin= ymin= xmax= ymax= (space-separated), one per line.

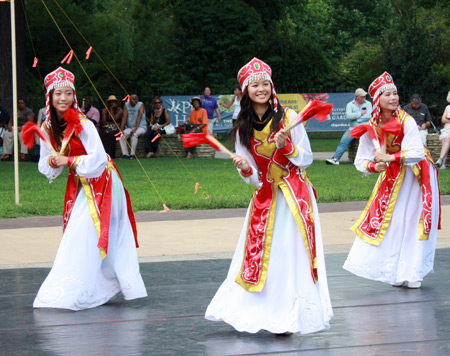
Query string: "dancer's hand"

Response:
xmin=274 ymin=129 xmax=288 ymax=149
xmin=231 ymin=154 xmax=250 ymax=171
xmin=375 ymin=162 xmax=388 ymax=172
xmin=53 ymin=153 xmax=68 ymax=167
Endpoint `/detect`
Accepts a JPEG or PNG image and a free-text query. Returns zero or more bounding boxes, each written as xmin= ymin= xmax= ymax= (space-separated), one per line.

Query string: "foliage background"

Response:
xmin=19 ymin=0 xmax=450 ymax=118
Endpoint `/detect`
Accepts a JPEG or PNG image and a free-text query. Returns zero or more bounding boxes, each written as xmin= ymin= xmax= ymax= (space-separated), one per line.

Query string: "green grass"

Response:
xmin=309 ymin=138 xmax=341 ymax=152
xmin=1 ymin=157 xmax=449 ymax=219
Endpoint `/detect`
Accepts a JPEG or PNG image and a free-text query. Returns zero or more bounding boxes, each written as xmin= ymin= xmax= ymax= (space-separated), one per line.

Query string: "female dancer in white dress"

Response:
xmin=205 ymin=58 xmax=333 ymax=334
xmin=33 ymin=67 xmax=147 ymax=310
xmin=343 ymin=72 xmax=440 ymax=289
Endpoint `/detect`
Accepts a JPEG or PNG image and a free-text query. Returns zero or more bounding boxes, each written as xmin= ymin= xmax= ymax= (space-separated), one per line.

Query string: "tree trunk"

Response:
xmin=0 ymin=0 xmax=27 ymax=113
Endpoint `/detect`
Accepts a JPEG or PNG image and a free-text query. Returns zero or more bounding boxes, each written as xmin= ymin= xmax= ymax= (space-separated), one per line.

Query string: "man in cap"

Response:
xmin=403 ymin=94 xmax=432 ymax=146
xmin=326 ymin=88 xmax=373 ymax=165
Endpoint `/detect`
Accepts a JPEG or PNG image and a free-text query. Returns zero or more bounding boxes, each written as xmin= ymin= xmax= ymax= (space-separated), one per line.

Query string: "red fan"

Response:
xmin=350 ymin=123 xmax=381 ymax=151
xmin=21 ymin=121 xmax=57 ymax=156
xmin=285 ymin=100 xmax=333 ymax=132
xmin=60 ymin=108 xmax=84 ymax=153
xmin=181 ymin=133 xmax=232 ymax=156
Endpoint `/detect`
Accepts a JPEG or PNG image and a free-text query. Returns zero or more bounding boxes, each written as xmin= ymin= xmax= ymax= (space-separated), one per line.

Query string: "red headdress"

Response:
xmin=237 ymin=57 xmax=280 ymax=112
xmin=43 ymin=67 xmax=80 ymax=126
xmin=368 ymin=71 xmax=399 ymax=122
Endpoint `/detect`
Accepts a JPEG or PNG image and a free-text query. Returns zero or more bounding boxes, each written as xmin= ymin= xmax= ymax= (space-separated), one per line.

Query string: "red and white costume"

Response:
xmin=343 ymin=72 xmax=441 ymax=285
xmin=33 ymin=67 xmax=147 ymax=310
xmin=205 ymin=58 xmax=333 ymax=334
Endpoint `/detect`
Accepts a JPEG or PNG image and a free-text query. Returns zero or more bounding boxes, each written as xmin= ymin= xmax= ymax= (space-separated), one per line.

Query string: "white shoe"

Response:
xmin=326 ymin=158 xmax=339 ymax=165
xmin=440 ymin=164 xmax=446 ymax=170
xmin=407 ymin=281 xmax=421 ymax=289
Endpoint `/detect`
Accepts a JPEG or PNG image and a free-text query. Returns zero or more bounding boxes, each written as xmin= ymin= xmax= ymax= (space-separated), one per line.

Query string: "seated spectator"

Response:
xmin=145 ymin=96 xmax=170 ymax=158
xmin=82 ymin=96 xmax=100 ymax=130
xmin=144 ymin=97 xmax=171 ymax=158
xmin=100 ymin=95 xmax=122 ymax=158
xmin=403 ymin=94 xmax=432 ymax=146
xmin=119 ymin=94 xmax=146 ymax=159
xmin=0 ymin=99 xmax=10 ymax=157
xmin=1 ymin=98 xmax=34 ymax=161
xmin=186 ymin=97 xmax=208 ymax=158
xmin=436 ymin=91 xmax=450 ymax=169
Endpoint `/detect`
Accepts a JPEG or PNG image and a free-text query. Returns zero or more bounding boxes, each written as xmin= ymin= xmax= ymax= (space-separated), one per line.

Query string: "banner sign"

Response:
xmin=161 ymin=92 xmax=355 ymax=133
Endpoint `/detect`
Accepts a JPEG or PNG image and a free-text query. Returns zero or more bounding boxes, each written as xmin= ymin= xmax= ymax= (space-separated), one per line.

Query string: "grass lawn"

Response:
xmin=1 ymin=157 xmax=449 ymax=219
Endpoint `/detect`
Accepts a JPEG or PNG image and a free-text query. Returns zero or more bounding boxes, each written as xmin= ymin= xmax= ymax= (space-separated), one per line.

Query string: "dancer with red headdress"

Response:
xmin=205 ymin=58 xmax=333 ymax=334
xmin=343 ymin=72 xmax=441 ymax=289
xmin=33 ymin=67 xmax=147 ymax=310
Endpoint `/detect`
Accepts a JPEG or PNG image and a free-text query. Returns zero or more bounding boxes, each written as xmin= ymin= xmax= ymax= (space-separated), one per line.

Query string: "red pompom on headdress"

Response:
xmin=368 ymin=71 xmax=399 ymax=122
xmin=237 ymin=57 xmax=280 ymax=112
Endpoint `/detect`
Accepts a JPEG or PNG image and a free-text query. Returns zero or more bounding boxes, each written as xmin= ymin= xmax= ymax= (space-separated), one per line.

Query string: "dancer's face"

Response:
xmin=380 ymin=88 xmax=399 ymax=112
xmin=247 ymin=79 xmax=271 ymax=105
xmin=52 ymin=86 xmax=74 ymax=118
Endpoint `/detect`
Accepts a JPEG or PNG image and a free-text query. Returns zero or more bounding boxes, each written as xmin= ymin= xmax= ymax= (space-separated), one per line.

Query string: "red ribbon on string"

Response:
xmin=151 ymin=133 xmax=161 ymax=143
xmin=61 ymin=50 xmax=74 ymax=64
xmin=85 ymin=46 xmax=93 ymax=60
xmin=114 ymin=132 xmax=123 ymax=141
xmin=122 ymin=94 xmax=130 ymax=102
xmin=159 ymin=203 xmax=170 ymax=213
xmin=194 ymin=182 xmax=199 ymax=194
xmin=32 ymin=57 xmax=38 ymax=68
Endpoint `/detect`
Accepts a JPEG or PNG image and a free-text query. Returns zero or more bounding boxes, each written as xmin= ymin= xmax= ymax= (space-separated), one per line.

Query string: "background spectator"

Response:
xmin=186 ymin=97 xmax=207 ymax=158
xmin=435 ymin=91 xmax=450 ymax=169
xmin=82 ymin=96 xmax=100 ymax=131
xmin=326 ymin=88 xmax=372 ymax=165
xmin=119 ymin=94 xmax=146 ymax=159
xmin=219 ymin=86 xmax=242 ymax=127
xmin=201 ymin=87 xmax=221 ymax=134
xmin=403 ymin=94 xmax=432 ymax=146
xmin=144 ymin=96 xmax=170 ymax=158
xmin=1 ymin=98 xmax=34 ymax=161
xmin=100 ymin=95 xmax=123 ymax=158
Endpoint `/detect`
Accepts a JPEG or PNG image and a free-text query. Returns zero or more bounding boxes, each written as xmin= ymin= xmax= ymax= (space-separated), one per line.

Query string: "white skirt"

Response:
xmin=205 ymin=186 xmax=333 ymax=334
xmin=33 ymin=170 xmax=147 ymax=311
xmin=343 ymin=165 xmax=439 ymax=285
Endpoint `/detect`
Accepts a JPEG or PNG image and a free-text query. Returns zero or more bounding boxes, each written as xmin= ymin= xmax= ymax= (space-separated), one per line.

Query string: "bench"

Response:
xmin=115 ymin=133 xmax=216 ymax=158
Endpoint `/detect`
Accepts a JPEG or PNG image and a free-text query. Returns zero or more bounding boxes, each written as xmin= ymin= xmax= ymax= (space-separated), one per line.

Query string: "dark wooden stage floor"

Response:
xmin=1 ymin=250 xmax=449 ymax=356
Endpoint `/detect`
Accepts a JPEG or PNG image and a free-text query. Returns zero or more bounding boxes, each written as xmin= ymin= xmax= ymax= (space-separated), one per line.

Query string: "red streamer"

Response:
xmin=159 ymin=203 xmax=170 ymax=213
xmin=32 ymin=57 xmax=38 ymax=68
xmin=85 ymin=46 xmax=93 ymax=60
xmin=194 ymin=182 xmax=199 ymax=194
xmin=122 ymin=94 xmax=130 ymax=102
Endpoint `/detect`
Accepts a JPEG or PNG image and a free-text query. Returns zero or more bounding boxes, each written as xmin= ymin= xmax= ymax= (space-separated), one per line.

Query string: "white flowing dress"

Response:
xmin=343 ymin=117 xmax=439 ymax=285
xmin=33 ymin=119 xmax=147 ymax=311
xmin=205 ymin=110 xmax=333 ymax=334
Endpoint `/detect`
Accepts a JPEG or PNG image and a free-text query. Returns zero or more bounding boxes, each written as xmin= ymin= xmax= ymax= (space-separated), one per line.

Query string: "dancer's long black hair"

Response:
xmin=230 ymin=89 xmax=284 ymax=152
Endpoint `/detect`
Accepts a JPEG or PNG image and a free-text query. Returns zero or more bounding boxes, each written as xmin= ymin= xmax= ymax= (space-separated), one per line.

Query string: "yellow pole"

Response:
xmin=10 ymin=0 xmax=20 ymax=205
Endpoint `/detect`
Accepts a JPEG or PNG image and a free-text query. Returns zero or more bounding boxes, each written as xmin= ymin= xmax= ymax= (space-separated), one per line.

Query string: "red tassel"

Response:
xmin=181 ymin=133 xmax=221 ymax=151
xmin=61 ymin=50 xmax=74 ymax=64
xmin=122 ymin=94 xmax=130 ymax=102
xmin=85 ymin=46 xmax=93 ymax=60
xmin=381 ymin=119 xmax=403 ymax=138
xmin=350 ymin=124 xmax=370 ymax=139
xmin=194 ymin=182 xmax=199 ymax=194
xmin=32 ymin=57 xmax=38 ymax=68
